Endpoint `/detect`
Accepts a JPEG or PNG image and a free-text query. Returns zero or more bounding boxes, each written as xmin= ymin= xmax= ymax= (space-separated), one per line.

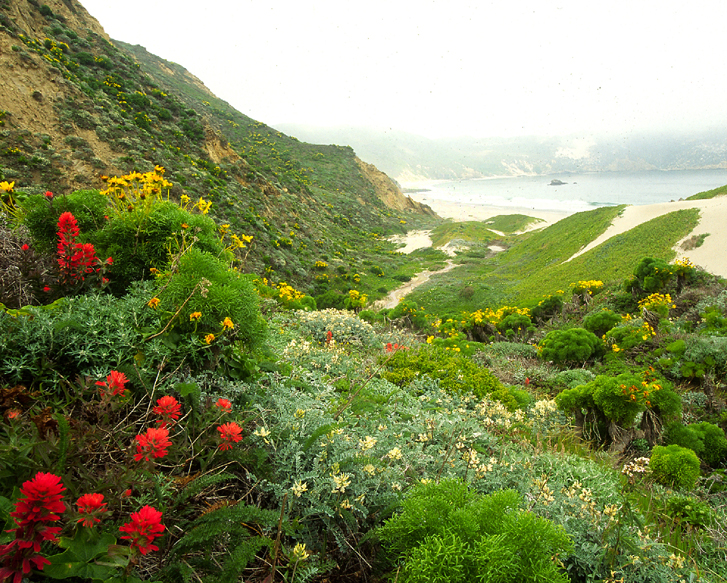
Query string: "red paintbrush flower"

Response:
xmin=133 ymin=427 xmax=171 ymax=462
xmin=119 ymin=505 xmax=164 ymax=555
xmin=214 ymin=397 xmax=232 ymax=412
xmin=153 ymin=395 xmax=181 ymax=426
xmin=76 ymin=493 xmax=107 ymax=528
xmin=0 ymin=472 xmax=65 ymax=582
xmin=217 ymin=422 xmax=243 ymax=451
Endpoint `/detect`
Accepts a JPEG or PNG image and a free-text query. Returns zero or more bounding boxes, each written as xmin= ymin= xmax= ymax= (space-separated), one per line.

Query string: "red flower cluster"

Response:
xmin=133 ymin=426 xmax=171 ymax=462
xmin=76 ymin=493 xmax=107 ymax=528
xmin=96 ymin=370 xmax=129 ymax=399
xmin=56 ymin=212 xmax=111 ymax=286
xmin=214 ymin=397 xmax=232 ymax=412
xmin=217 ymin=422 xmax=243 ymax=451
xmin=0 ymin=472 xmax=65 ymax=582
xmin=119 ymin=505 xmax=165 ymax=555
xmin=385 ymin=342 xmax=407 ymax=352
xmin=153 ymin=395 xmax=181 ymax=427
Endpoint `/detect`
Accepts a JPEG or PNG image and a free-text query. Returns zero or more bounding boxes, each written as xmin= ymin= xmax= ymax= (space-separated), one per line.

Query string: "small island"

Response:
xmin=549 ymin=179 xmax=567 ymax=186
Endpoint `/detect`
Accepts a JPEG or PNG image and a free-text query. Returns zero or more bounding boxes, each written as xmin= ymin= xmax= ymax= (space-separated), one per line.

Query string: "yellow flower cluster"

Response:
xmin=348 ymin=289 xmax=368 ymax=308
xmin=101 ymin=167 xmax=172 ymax=215
xmin=571 ymin=280 xmax=604 ymax=295
xmin=277 ymin=281 xmax=305 ymax=303
xmin=314 ymin=260 xmax=328 ymax=269
xmin=462 ymin=305 xmax=531 ymax=327
xmin=673 ymin=257 xmax=694 ymax=269
xmin=0 ymin=181 xmax=14 ymax=193
xmin=638 ymin=293 xmax=675 ymax=311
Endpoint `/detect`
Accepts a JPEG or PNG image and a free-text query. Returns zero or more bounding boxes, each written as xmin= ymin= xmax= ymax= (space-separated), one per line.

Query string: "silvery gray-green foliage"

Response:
xmin=290 ymin=308 xmax=380 ymax=347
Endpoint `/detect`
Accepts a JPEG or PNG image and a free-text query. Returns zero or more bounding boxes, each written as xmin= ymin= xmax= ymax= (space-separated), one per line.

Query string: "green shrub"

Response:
xmin=95 ymin=202 xmax=223 ymax=294
xmin=381 ymin=345 xmax=519 ymax=408
xmin=583 ymin=309 xmax=622 ymax=337
xmin=156 ymin=248 xmax=266 ymax=350
xmin=649 ymin=445 xmax=701 ymax=490
xmin=530 ymin=294 xmax=563 ymax=322
xmin=665 ymin=422 xmax=705 ymax=458
xmin=315 ymin=290 xmax=346 ymax=310
xmin=664 ymin=495 xmax=713 ymax=528
xmin=21 ymin=190 xmax=109 ymax=251
xmin=379 ymin=480 xmax=573 ymax=583
xmin=693 ymin=422 xmax=727 ymax=467
xmin=497 ymin=313 xmax=532 ymax=335
xmin=604 ymin=320 xmax=655 ymax=352
xmin=627 ymin=257 xmax=673 ymax=295
xmin=539 ymin=328 xmax=603 ymax=366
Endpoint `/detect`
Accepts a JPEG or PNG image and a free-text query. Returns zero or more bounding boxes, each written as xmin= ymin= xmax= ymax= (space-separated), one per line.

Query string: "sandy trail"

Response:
xmin=372 ymin=260 xmax=458 ymax=310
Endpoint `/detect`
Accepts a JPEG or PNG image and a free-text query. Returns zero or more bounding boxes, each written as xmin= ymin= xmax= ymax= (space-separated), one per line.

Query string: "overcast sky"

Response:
xmin=80 ymin=0 xmax=727 ymax=140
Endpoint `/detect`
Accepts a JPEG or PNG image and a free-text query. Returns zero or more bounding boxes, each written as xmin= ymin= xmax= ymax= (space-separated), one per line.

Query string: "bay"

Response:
xmin=418 ymin=169 xmax=727 ymax=214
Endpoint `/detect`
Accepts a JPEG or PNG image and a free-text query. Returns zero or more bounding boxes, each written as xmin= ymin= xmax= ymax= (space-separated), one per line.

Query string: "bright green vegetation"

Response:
xmin=483 ymin=213 xmax=543 ymax=233
xmin=429 ymin=221 xmax=500 ymax=248
xmin=409 ymin=206 xmax=700 ymax=312
xmin=687 ymin=184 xmax=727 ymax=200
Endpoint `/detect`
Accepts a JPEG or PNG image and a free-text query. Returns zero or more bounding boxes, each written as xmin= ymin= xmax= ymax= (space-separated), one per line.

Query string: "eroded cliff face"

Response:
xmin=356 ymin=157 xmax=438 ymax=217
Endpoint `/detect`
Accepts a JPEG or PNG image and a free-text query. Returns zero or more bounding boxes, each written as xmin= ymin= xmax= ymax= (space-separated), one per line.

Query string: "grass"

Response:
xmin=686 ymin=184 xmax=727 ymax=200
xmin=429 ymin=221 xmax=501 ymax=248
xmin=405 ymin=206 xmax=701 ymax=313
xmin=483 ymin=214 xmax=544 ymax=233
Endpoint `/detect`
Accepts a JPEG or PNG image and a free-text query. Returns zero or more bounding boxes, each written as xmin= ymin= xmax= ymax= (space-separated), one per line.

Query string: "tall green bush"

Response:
xmin=156 ymin=248 xmax=266 ymax=350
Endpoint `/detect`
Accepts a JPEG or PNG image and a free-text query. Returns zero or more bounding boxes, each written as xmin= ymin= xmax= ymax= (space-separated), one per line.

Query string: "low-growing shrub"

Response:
xmin=539 ymin=328 xmax=604 ymax=366
xmin=649 ymin=445 xmax=701 ymax=490
xmin=381 ymin=345 xmax=523 ymax=408
xmin=583 ymin=309 xmax=622 ymax=337
xmin=379 ymin=480 xmax=573 ymax=583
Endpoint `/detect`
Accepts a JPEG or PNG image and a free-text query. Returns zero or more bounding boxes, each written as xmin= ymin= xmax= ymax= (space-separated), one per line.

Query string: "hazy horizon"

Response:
xmin=81 ymin=0 xmax=727 ymax=142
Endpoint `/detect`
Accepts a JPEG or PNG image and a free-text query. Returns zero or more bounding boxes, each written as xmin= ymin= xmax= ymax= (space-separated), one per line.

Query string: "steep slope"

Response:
xmin=0 ymin=0 xmax=435 ymax=289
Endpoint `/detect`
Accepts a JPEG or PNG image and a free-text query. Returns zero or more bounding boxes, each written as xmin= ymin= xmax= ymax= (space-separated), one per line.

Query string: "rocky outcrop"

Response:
xmin=355 ymin=157 xmax=438 ymax=217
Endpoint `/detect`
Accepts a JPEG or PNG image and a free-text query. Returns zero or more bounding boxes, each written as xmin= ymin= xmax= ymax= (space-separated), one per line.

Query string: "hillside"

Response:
xmin=0 ymin=0 xmax=435 ymax=294
xmin=278 ymin=123 xmax=727 ymax=182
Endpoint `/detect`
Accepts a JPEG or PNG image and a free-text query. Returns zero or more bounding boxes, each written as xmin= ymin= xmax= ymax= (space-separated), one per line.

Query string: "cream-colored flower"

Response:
xmin=291 ymin=480 xmax=308 ymax=497
xmin=358 ymin=436 xmax=377 ymax=452
xmin=332 ymin=473 xmax=351 ymax=494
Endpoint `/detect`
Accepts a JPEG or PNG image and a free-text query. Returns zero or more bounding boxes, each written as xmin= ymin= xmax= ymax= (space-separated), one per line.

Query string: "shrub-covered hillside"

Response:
xmin=0 ymin=0 xmax=435 ymax=296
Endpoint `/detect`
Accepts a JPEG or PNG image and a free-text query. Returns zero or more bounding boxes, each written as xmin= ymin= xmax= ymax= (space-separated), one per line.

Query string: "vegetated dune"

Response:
xmin=567 ymin=197 xmax=727 ymax=278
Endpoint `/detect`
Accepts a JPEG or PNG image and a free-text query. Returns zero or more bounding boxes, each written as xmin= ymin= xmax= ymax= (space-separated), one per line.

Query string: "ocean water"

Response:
xmin=419 ymin=169 xmax=727 ymax=213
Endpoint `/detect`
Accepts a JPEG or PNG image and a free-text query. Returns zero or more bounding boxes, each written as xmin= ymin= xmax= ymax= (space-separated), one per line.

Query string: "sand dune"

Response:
xmin=411 ymin=194 xmax=727 ymax=278
xmin=566 ymin=197 xmax=727 ymax=278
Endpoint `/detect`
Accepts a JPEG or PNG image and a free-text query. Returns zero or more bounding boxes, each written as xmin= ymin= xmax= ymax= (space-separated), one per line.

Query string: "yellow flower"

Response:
xmin=190 ymin=312 xmax=202 ymax=322
xmin=221 ymin=317 xmax=234 ymax=330
xmin=147 ymin=297 xmax=161 ymax=309
xmin=204 ymin=333 xmax=215 ymax=344
xmin=386 ymin=447 xmax=403 ymax=461
xmin=292 ymin=543 xmax=310 ymax=562
xmin=0 ymin=181 xmax=15 ymax=193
